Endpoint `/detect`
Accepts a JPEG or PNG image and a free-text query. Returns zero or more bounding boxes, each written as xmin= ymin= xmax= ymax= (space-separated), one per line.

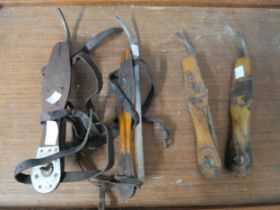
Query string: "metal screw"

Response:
xmin=203 ymin=156 xmax=214 ymax=168
xmin=233 ymin=154 xmax=244 ymax=166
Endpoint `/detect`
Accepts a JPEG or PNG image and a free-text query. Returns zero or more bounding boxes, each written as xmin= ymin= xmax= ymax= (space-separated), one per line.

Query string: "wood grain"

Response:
xmin=228 ymin=57 xmax=253 ymax=176
xmin=133 ymin=206 xmax=280 ymax=210
xmin=1 ymin=0 xmax=280 ymax=8
xmin=0 ymin=6 xmax=280 ymax=208
xmin=182 ymin=55 xmax=221 ymax=179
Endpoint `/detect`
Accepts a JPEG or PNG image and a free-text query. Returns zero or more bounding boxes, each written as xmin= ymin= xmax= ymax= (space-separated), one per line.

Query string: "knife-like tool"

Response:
xmin=177 ymin=32 xmax=221 ymax=179
xmin=227 ymin=32 xmax=253 ymax=177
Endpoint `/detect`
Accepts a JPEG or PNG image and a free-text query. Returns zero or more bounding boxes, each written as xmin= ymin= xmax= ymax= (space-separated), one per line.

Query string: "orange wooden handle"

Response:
xmin=229 ymin=57 xmax=253 ymax=176
xmin=182 ymin=55 xmax=221 ymax=179
xmin=119 ymin=111 xmax=126 ymax=154
xmin=191 ymin=106 xmax=221 ymax=178
xmin=119 ymin=111 xmax=133 ymax=154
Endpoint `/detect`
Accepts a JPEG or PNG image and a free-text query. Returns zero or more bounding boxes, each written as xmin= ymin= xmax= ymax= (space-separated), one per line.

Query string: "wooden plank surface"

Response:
xmin=0 ymin=6 xmax=280 ymax=208
xmin=7 ymin=205 xmax=280 ymax=210
xmin=132 ymin=206 xmax=280 ymax=210
xmin=1 ymin=0 xmax=280 ymax=8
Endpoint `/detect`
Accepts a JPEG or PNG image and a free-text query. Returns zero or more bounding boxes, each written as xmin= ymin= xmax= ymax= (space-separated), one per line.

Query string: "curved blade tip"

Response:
xmin=56 ymin=8 xmax=71 ymax=47
xmin=237 ymin=31 xmax=249 ymax=57
xmin=176 ymin=32 xmax=196 ymax=58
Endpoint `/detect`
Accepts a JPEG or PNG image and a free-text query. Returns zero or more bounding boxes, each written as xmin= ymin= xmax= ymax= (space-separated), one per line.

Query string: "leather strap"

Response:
xmin=15 ymin=109 xmax=115 ymax=184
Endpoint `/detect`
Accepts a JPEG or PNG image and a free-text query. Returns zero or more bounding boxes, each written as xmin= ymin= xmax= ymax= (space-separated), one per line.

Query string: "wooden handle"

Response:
xmin=119 ymin=111 xmax=126 ymax=154
xmin=229 ymin=57 xmax=253 ymax=176
xmin=122 ymin=48 xmax=132 ymax=61
xmin=119 ymin=111 xmax=133 ymax=154
xmin=192 ymin=106 xmax=222 ymax=178
xmin=182 ymin=56 xmax=221 ymax=179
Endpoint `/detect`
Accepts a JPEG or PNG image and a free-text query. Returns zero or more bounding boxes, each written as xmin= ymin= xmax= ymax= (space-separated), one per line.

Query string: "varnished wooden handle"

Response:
xmin=191 ymin=106 xmax=222 ymax=178
xmin=229 ymin=57 xmax=253 ymax=176
xmin=119 ymin=111 xmax=133 ymax=154
xmin=182 ymin=56 xmax=221 ymax=179
xmin=119 ymin=111 xmax=126 ymax=154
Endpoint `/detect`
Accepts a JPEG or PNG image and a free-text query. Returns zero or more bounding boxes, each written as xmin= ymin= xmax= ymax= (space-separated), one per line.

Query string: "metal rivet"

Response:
xmin=35 ymin=174 xmax=39 ymax=179
xmin=49 ymin=184 xmax=52 ymax=188
xmin=38 ymin=185 xmax=42 ymax=189
xmin=54 ymin=173 xmax=58 ymax=178
xmin=233 ymin=154 xmax=244 ymax=166
xmin=203 ymin=156 xmax=214 ymax=168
